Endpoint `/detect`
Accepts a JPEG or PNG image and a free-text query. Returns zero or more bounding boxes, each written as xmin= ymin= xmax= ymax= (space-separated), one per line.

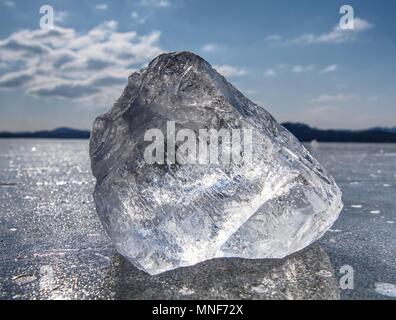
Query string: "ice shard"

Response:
xmin=89 ymin=51 xmax=343 ymax=275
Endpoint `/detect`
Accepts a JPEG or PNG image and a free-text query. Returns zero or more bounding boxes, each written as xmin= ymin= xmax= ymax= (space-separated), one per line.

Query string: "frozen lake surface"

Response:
xmin=0 ymin=139 xmax=395 ymax=299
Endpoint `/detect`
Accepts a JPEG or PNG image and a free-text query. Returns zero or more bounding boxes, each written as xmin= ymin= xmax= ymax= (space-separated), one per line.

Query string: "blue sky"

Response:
xmin=0 ymin=0 xmax=395 ymax=131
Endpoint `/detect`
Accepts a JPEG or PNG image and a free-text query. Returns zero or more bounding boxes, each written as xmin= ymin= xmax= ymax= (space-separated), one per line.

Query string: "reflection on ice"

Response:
xmin=108 ymin=245 xmax=339 ymax=300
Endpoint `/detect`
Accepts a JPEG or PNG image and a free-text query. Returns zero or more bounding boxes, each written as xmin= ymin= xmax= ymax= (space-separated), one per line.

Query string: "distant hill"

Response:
xmin=282 ymin=122 xmax=396 ymax=143
xmin=367 ymin=126 xmax=396 ymax=134
xmin=0 ymin=127 xmax=90 ymax=139
xmin=1 ymin=124 xmax=396 ymax=142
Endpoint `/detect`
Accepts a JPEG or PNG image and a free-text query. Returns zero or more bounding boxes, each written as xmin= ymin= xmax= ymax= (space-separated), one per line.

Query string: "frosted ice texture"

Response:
xmin=89 ymin=52 xmax=343 ymax=275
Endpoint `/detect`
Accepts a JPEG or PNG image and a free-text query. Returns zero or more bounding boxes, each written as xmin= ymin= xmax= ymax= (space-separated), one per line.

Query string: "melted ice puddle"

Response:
xmin=375 ymin=283 xmax=396 ymax=298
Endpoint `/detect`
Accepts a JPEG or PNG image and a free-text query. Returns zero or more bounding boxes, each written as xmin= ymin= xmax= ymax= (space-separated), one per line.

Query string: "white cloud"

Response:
xmin=292 ymin=64 xmax=315 ymax=73
xmin=131 ymin=11 xmax=146 ymax=24
xmin=320 ymin=64 xmax=338 ymax=73
xmin=140 ymin=0 xmax=170 ymax=8
xmin=0 ymin=21 xmax=164 ymax=106
xmin=202 ymin=43 xmax=221 ymax=53
xmin=262 ymin=63 xmax=338 ymax=77
xmin=3 ymin=1 xmax=14 ymax=8
xmin=264 ymin=68 xmax=276 ymax=77
xmin=213 ymin=65 xmax=247 ymax=77
xmin=95 ymin=4 xmax=108 ymax=11
xmin=0 ymin=70 xmax=35 ymax=88
xmin=311 ymin=94 xmax=355 ymax=103
xmin=54 ymin=11 xmax=68 ymax=24
xmin=291 ymin=18 xmax=373 ymax=45
xmin=266 ymin=35 xmax=281 ymax=41
xmin=306 ymin=105 xmax=340 ymax=114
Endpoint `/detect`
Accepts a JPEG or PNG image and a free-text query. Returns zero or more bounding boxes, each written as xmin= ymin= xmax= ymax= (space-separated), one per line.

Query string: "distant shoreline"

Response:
xmin=1 ymin=123 xmax=396 ymax=143
xmin=0 ymin=127 xmax=90 ymax=140
xmin=282 ymin=123 xmax=396 ymax=143
xmin=0 ymin=136 xmax=90 ymax=140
